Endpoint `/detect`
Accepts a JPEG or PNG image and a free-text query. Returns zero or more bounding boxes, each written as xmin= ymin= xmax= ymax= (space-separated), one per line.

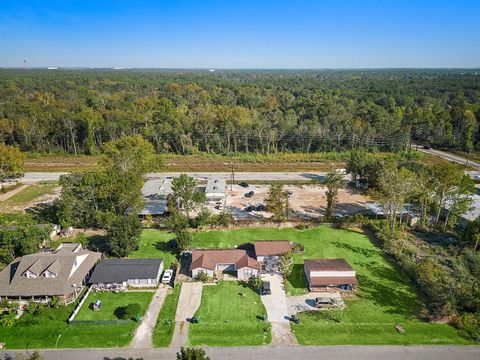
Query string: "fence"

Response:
xmin=68 ymin=286 xmax=92 ymax=323
xmin=69 ymin=319 xmax=130 ymax=325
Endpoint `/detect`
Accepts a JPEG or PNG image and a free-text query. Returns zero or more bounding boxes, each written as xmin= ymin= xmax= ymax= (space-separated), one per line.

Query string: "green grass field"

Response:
xmin=0 ymin=291 xmax=153 ymax=348
xmin=189 ymin=281 xmax=271 ymax=346
xmin=1 ymin=182 xmax=57 ymax=207
xmin=75 ymin=291 xmax=153 ymax=321
xmin=138 ymin=226 xmax=471 ymax=345
xmin=129 ymin=229 xmax=177 ymax=269
xmin=152 ymin=284 xmax=182 ymax=347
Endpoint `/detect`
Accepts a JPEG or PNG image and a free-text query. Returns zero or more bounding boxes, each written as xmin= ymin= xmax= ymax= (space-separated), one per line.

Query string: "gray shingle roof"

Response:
xmin=88 ymin=258 xmax=163 ymax=284
xmin=0 ymin=246 xmax=101 ymax=297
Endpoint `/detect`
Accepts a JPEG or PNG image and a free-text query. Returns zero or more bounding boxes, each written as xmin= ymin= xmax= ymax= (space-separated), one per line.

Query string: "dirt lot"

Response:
xmin=223 ymin=184 xmax=368 ymax=219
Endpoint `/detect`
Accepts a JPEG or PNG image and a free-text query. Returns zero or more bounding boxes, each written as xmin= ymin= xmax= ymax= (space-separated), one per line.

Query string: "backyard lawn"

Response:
xmin=129 ymin=229 xmax=177 ymax=269
xmin=0 ymin=291 xmax=153 ymax=348
xmin=1 ymin=182 xmax=57 ymax=206
xmin=189 ymin=281 xmax=271 ymax=346
xmin=138 ymin=226 xmax=471 ymax=345
xmin=152 ymin=283 xmax=182 ymax=347
xmin=75 ymin=291 xmax=153 ymax=321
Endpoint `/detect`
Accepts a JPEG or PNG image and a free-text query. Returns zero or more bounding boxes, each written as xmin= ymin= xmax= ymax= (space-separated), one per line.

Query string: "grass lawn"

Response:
xmin=75 ymin=291 xmax=153 ymax=321
xmin=0 ymin=291 xmax=153 ymax=348
xmin=139 ymin=226 xmax=471 ymax=345
xmin=152 ymin=283 xmax=182 ymax=347
xmin=1 ymin=182 xmax=57 ymax=207
xmin=129 ymin=229 xmax=177 ymax=269
xmin=189 ymin=281 xmax=271 ymax=346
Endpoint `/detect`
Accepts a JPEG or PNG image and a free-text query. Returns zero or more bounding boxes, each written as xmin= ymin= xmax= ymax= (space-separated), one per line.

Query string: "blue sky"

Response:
xmin=0 ymin=0 xmax=479 ymax=68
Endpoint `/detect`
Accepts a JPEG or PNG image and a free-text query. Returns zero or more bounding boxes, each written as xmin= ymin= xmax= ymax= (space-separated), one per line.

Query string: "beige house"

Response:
xmin=0 ymin=243 xmax=101 ymax=304
xmin=254 ymin=240 xmax=293 ymax=264
xmin=190 ymin=249 xmax=261 ymax=280
xmin=304 ymin=259 xmax=357 ymax=291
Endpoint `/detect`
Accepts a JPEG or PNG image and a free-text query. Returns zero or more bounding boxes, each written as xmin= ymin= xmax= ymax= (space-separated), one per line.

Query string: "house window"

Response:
xmin=244 ymin=269 xmax=253 ymax=278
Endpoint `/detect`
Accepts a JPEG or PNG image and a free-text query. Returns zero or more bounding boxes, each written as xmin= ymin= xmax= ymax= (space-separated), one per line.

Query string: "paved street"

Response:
xmin=2 ymin=345 xmax=479 ymax=360
xmin=412 ymin=145 xmax=480 ymax=169
xmin=20 ymin=171 xmax=327 ymax=183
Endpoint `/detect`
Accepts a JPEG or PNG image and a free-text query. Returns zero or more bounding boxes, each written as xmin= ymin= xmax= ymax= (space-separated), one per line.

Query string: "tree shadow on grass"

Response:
xmin=286 ymin=264 xmax=308 ymax=290
xmin=154 ymin=238 xmax=179 ymax=256
xmin=26 ymin=202 xmax=58 ymax=223
xmin=331 ymin=241 xmax=379 ymax=258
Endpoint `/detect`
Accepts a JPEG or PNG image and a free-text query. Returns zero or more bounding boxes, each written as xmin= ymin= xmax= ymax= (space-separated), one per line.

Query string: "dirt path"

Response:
xmin=130 ymin=286 xmax=168 ymax=348
xmin=171 ymin=282 xmax=203 ymax=347
xmin=0 ymin=184 xmax=29 ymax=201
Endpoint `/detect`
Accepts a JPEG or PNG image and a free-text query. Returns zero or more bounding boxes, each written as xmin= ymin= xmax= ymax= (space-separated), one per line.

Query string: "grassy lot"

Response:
xmin=0 ymin=291 xmax=153 ymax=348
xmin=129 ymin=229 xmax=177 ymax=269
xmin=152 ymin=284 xmax=182 ymax=347
xmin=75 ymin=291 xmax=153 ymax=321
xmin=0 ymin=181 xmax=57 ymax=209
xmin=138 ymin=226 xmax=471 ymax=345
xmin=189 ymin=281 xmax=271 ymax=346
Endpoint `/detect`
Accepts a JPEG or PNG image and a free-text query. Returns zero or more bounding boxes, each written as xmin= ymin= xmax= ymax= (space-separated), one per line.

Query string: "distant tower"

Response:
xmin=23 ymin=59 xmax=27 ymax=69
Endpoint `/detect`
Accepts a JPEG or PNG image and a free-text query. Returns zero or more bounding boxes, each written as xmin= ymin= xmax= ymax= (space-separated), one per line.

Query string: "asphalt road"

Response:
xmin=412 ymin=145 xmax=480 ymax=169
xmin=1 ymin=345 xmax=479 ymax=360
xmin=20 ymin=171 xmax=328 ymax=183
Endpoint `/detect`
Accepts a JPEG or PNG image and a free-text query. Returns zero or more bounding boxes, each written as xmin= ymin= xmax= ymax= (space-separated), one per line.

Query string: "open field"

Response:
xmin=152 ymin=284 xmax=182 ymax=347
xmin=24 ymin=151 xmax=446 ymax=173
xmin=138 ymin=227 xmax=471 ymax=345
xmin=0 ymin=181 xmax=59 ymax=213
xmin=189 ymin=281 xmax=271 ymax=346
xmin=0 ymin=292 xmax=152 ymax=348
xmin=75 ymin=291 xmax=153 ymax=321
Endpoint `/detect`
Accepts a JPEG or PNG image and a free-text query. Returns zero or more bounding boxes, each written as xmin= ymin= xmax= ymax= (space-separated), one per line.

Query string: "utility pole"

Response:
xmin=230 ymin=160 xmax=234 ymax=191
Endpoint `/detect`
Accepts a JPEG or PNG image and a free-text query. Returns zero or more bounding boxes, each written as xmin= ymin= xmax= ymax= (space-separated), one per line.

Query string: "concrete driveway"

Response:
xmin=171 ymin=282 xmax=203 ymax=347
xmin=260 ymin=274 xmax=297 ymax=345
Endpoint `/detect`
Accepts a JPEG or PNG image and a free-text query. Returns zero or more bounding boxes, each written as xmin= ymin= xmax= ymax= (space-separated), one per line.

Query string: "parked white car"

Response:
xmin=162 ymin=269 xmax=174 ymax=284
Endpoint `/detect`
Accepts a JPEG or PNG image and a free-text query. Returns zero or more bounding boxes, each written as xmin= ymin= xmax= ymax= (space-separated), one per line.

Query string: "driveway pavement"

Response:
xmin=130 ymin=287 xmax=167 ymax=348
xmin=287 ymin=292 xmax=341 ymax=315
xmin=260 ymin=274 xmax=298 ymax=345
xmin=171 ymin=282 xmax=203 ymax=347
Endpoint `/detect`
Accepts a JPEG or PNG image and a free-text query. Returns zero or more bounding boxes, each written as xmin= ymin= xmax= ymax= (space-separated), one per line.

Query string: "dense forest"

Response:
xmin=0 ymin=69 xmax=479 ymax=155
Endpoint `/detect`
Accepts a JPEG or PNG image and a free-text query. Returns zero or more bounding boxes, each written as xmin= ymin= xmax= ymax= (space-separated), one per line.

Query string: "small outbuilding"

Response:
xmin=89 ymin=258 xmax=164 ymax=289
xmin=304 ymin=259 xmax=357 ymax=291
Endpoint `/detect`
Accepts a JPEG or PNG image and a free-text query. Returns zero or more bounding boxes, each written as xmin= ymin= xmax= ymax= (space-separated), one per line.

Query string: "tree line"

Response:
xmin=0 ymin=69 xmax=479 ymax=155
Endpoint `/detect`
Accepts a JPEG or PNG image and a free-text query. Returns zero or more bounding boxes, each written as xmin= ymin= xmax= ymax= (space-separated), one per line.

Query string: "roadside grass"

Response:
xmin=1 ymin=181 xmax=57 ymax=207
xmin=0 ymin=291 xmax=153 ymax=348
xmin=152 ymin=284 xmax=182 ymax=347
xmin=75 ymin=291 xmax=153 ymax=321
xmin=139 ymin=226 xmax=471 ymax=345
xmin=129 ymin=229 xmax=177 ymax=269
xmin=189 ymin=281 xmax=271 ymax=346
xmin=25 ymin=151 xmax=438 ymax=172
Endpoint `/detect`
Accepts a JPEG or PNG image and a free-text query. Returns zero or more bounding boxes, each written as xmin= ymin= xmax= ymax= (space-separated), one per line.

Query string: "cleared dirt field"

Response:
xmin=225 ymin=184 xmax=368 ymax=219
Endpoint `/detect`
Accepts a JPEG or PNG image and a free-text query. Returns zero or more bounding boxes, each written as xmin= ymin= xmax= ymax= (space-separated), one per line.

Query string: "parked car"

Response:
xmin=261 ymin=281 xmax=271 ymax=295
xmin=423 ymin=145 xmax=431 ymax=150
xmin=314 ymin=297 xmax=334 ymax=308
xmin=287 ymin=190 xmax=293 ymax=197
xmin=162 ymin=269 xmax=174 ymax=284
xmin=239 ymin=182 xmax=249 ymax=188
xmin=244 ymin=191 xmax=254 ymax=198
xmin=255 ymin=204 xmax=266 ymax=211
xmin=215 ymin=204 xmax=224 ymax=210
xmin=244 ymin=205 xmax=255 ymax=212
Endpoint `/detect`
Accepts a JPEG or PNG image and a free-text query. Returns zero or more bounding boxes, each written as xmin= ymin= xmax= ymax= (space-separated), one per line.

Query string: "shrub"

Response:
xmin=193 ymin=208 xmax=212 ymax=228
xmin=194 ymin=271 xmax=210 ymax=282
xmin=0 ymin=312 xmax=16 ymax=327
xmin=176 ymin=347 xmax=210 ymax=360
xmin=456 ymin=313 xmax=480 ymax=343
xmin=115 ymin=303 xmax=142 ymax=320
xmin=176 ymin=230 xmax=193 ymax=253
xmin=212 ymin=212 xmax=233 ymax=226
xmin=25 ymin=302 xmax=44 ymax=316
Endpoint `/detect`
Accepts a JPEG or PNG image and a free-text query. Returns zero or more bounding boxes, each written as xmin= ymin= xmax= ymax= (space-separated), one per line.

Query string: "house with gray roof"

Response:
xmin=89 ymin=258 xmax=164 ymax=288
xmin=0 ymin=243 xmax=101 ymax=304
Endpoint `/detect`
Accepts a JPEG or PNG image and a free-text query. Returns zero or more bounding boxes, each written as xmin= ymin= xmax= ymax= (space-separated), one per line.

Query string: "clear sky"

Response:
xmin=0 ymin=0 xmax=479 ymax=68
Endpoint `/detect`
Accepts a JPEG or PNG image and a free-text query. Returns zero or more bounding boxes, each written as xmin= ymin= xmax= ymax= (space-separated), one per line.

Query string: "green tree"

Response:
xmin=0 ymin=144 xmax=25 ymax=182
xmin=105 ymin=215 xmax=141 ymax=257
xmin=278 ymin=251 xmax=294 ymax=277
xmin=171 ymin=174 xmax=206 ymax=219
xmin=346 ymin=149 xmax=368 ymax=183
xmin=464 ymin=218 xmax=480 ymax=251
xmin=265 ymin=184 xmax=288 ymax=222
xmin=176 ymin=347 xmax=210 ymax=360
xmin=324 ymin=169 xmax=343 ymax=220
xmin=176 ymin=230 xmax=193 ymax=253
